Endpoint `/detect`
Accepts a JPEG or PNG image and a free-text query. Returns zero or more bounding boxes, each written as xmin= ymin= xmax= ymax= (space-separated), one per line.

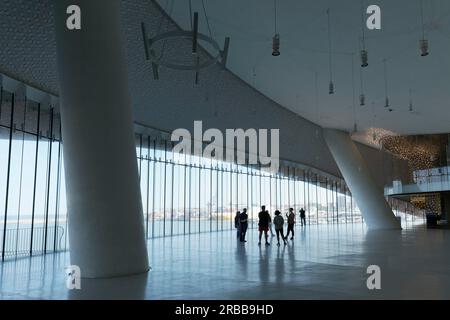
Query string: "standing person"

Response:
xmin=286 ymin=208 xmax=295 ymax=240
xmin=235 ymin=211 xmax=241 ymax=239
xmin=273 ymin=210 xmax=287 ymax=246
xmin=239 ymin=208 xmax=248 ymax=242
xmin=299 ymin=208 xmax=306 ymax=226
xmin=258 ymin=205 xmax=271 ymax=246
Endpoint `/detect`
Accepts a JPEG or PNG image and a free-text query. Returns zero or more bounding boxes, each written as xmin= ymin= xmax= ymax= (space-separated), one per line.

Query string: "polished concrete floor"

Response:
xmin=0 ymin=223 xmax=449 ymax=300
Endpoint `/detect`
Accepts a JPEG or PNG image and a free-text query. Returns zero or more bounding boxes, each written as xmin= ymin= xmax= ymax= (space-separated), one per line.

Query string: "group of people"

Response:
xmin=234 ymin=206 xmax=307 ymax=246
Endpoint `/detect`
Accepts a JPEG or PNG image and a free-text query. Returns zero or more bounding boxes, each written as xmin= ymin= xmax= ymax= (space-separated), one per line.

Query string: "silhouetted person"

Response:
xmin=239 ymin=208 xmax=248 ymax=242
xmin=286 ymin=208 xmax=295 ymax=240
xmin=299 ymin=208 xmax=306 ymax=226
xmin=273 ymin=210 xmax=287 ymax=246
xmin=235 ymin=211 xmax=241 ymax=239
xmin=258 ymin=205 xmax=271 ymax=246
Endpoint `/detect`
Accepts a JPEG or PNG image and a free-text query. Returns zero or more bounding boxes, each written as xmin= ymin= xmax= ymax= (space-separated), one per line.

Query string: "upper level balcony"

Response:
xmin=385 ymin=166 xmax=450 ymax=196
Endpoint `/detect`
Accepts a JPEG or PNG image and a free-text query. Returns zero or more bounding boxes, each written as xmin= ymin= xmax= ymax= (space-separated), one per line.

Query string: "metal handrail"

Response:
xmin=1 ymin=225 xmax=66 ymax=259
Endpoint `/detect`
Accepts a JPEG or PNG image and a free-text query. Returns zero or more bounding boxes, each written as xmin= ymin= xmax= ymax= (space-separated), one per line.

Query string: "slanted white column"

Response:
xmin=323 ymin=129 xmax=401 ymax=230
xmin=53 ymin=0 xmax=149 ymax=277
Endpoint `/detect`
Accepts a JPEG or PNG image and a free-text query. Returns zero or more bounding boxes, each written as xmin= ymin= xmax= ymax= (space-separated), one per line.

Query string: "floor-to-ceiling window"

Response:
xmin=0 ymin=90 xmax=67 ymax=261
xmin=317 ymin=177 xmax=328 ymax=224
xmin=0 ymin=86 xmax=425 ymax=261
xmin=135 ymin=135 xmax=423 ymax=235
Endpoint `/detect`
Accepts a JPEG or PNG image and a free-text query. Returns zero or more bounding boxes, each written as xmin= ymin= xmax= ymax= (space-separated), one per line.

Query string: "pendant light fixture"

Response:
xmin=359 ymin=73 xmax=366 ymax=106
xmin=352 ymin=53 xmax=358 ymax=133
xmin=326 ymin=8 xmax=334 ymax=94
xmin=383 ymin=59 xmax=392 ymax=112
xmin=359 ymin=40 xmax=366 ymax=106
xmin=315 ymin=71 xmax=320 ymax=125
xmin=142 ymin=0 xmax=230 ymax=82
xmin=409 ymin=88 xmax=414 ymax=112
xmin=194 ymin=56 xmax=200 ymax=85
xmin=360 ymin=0 xmax=369 ymax=67
xmin=272 ymin=0 xmax=280 ymax=56
xmin=419 ymin=0 xmax=429 ymax=56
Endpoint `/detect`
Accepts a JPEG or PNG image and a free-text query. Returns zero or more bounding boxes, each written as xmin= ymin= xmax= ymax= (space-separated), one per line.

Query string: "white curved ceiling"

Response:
xmin=158 ymin=0 xmax=450 ymax=135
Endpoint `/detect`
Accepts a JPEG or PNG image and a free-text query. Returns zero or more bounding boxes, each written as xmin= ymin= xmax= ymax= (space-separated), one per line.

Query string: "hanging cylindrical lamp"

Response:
xmin=272 ymin=34 xmax=280 ymax=56
xmin=359 ymin=54 xmax=366 ymax=106
xmin=383 ymin=59 xmax=392 ymax=111
xmin=327 ymin=8 xmax=334 ymax=94
xmin=192 ymin=12 xmax=199 ymax=55
xmin=359 ymin=94 xmax=366 ymax=106
xmin=272 ymin=0 xmax=280 ymax=56
xmin=419 ymin=0 xmax=429 ymax=56
xmin=420 ymin=39 xmax=429 ymax=57
xmin=360 ymin=0 xmax=369 ymax=67
xmin=360 ymin=49 xmax=368 ymax=67
xmin=329 ymin=81 xmax=334 ymax=95
xmin=409 ymin=89 xmax=414 ymax=112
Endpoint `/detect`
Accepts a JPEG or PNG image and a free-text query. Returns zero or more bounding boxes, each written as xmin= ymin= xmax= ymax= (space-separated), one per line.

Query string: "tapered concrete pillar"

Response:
xmin=53 ymin=0 xmax=149 ymax=277
xmin=323 ymin=129 xmax=401 ymax=230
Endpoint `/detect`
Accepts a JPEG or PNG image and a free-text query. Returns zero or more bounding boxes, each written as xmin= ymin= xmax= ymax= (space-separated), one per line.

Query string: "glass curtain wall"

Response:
xmin=0 ymin=85 xmax=425 ymax=261
xmin=0 ymin=89 xmax=67 ymax=262
xmin=389 ymin=197 xmax=425 ymax=228
xmin=135 ymin=135 xmax=424 ymax=238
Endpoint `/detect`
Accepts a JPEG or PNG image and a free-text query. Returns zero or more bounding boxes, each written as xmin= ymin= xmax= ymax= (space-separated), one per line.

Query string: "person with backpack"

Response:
xmin=235 ymin=211 xmax=241 ymax=239
xmin=258 ymin=205 xmax=271 ymax=246
xmin=286 ymin=208 xmax=295 ymax=240
xmin=273 ymin=210 xmax=286 ymax=246
xmin=239 ymin=208 xmax=248 ymax=242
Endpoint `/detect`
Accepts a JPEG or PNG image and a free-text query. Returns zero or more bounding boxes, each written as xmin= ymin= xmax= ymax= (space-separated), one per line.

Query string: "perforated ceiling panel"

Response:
xmin=0 ymin=0 xmax=343 ymax=176
xmin=0 ymin=0 xmax=58 ymax=94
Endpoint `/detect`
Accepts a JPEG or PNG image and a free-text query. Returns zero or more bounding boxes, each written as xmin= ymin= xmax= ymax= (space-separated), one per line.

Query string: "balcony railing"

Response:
xmin=1 ymin=226 xmax=66 ymax=260
xmin=385 ymin=166 xmax=450 ymax=196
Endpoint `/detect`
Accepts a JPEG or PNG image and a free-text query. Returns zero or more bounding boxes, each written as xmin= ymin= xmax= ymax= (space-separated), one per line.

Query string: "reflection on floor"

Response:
xmin=1 ymin=223 xmax=449 ymax=300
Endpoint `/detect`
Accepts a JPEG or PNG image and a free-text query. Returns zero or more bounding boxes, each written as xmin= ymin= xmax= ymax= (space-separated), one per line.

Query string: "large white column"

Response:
xmin=53 ymin=0 xmax=149 ymax=277
xmin=323 ymin=129 xmax=401 ymax=230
